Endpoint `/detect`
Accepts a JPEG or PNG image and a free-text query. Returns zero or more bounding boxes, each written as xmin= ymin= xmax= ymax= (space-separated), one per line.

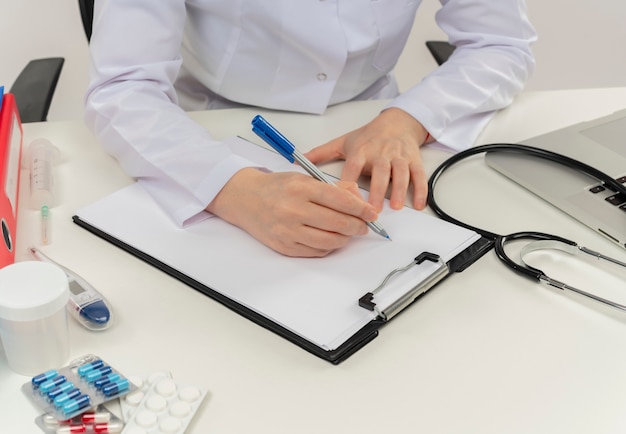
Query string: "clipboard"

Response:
xmin=0 ymin=91 xmax=23 ymax=268
xmin=73 ymin=137 xmax=492 ymax=364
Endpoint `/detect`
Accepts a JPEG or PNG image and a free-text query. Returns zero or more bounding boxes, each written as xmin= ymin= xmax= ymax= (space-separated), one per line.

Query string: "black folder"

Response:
xmin=73 ymin=137 xmax=491 ymax=364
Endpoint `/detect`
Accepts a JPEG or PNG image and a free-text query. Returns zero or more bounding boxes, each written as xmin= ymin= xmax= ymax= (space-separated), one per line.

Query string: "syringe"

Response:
xmin=28 ymin=139 xmax=59 ymax=244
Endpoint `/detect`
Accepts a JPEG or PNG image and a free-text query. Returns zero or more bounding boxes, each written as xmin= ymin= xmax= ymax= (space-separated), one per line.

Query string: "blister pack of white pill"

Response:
xmin=120 ymin=373 xmax=207 ymax=434
xmin=119 ymin=372 xmax=172 ymax=423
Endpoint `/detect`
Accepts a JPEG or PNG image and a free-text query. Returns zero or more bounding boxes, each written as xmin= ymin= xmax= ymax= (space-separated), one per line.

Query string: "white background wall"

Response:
xmin=2 ymin=0 xmax=625 ymax=121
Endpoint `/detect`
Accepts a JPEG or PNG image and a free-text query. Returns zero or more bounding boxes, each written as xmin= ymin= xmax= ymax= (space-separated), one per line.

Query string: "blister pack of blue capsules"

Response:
xmin=22 ymin=354 xmax=137 ymax=421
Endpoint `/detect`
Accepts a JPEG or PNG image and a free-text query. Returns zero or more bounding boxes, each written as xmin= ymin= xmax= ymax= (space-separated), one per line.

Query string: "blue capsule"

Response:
xmin=102 ymin=378 xmax=130 ymax=397
xmin=83 ymin=365 xmax=113 ymax=382
xmin=39 ymin=375 xmax=67 ymax=393
xmin=77 ymin=359 xmax=104 ymax=376
xmin=93 ymin=373 xmax=121 ymax=389
xmin=31 ymin=370 xmax=58 ymax=387
xmin=61 ymin=394 xmax=91 ymax=415
xmin=47 ymin=381 xmax=75 ymax=400
xmin=53 ymin=388 xmax=81 ymax=406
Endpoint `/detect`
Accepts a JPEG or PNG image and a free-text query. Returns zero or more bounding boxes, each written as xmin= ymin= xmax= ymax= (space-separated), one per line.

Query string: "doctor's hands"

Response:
xmin=305 ymin=108 xmax=430 ymax=212
xmin=206 ymin=108 xmax=428 ymax=258
xmin=206 ymin=168 xmax=379 ymax=257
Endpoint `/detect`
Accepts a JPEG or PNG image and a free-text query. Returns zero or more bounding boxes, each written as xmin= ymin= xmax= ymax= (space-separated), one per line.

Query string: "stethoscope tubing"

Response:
xmin=427 ymin=143 xmax=626 ymax=312
xmin=427 ymin=143 xmax=626 ymax=240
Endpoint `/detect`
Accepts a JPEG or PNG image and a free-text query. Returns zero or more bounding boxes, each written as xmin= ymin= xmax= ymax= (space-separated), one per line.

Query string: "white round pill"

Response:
xmin=125 ymin=390 xmax=145 ymax=406
xmin=146 ymin=394 xmax=168 ymax=412
xmin=179 ymin=385 xmax=201 ymax=402
xmin=170 ymin=400 xmax=192 ymax=418
xmin=156 ymin=378 xmax=177 ymax=396
xmin=160 ymin=416 xmax=183 ymax=433
xmin=135 ymin=410 xmax=158 ymax=428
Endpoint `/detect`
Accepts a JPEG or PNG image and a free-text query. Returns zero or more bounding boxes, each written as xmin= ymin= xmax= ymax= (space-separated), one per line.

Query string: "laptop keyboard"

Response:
xmin=589 ymin=175 xmax=626 ymax=212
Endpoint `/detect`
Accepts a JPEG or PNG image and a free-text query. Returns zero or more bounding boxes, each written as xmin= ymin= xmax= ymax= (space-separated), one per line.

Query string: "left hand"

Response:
xmin=305 ymin=107 xmax=430 ymax=212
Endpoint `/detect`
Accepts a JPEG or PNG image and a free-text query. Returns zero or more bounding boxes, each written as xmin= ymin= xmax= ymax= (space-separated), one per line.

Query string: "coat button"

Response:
xmin=317 ymin=73 xmax=327 ymax=81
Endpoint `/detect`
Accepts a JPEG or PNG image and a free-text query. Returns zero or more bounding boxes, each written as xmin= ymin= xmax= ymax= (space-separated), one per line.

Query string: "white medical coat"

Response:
xmin=85 ymin=0 xmax=536 ymax=226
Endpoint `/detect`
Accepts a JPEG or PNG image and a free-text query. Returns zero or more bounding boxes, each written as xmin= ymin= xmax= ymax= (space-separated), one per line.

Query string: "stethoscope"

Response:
xmin=427 ymin=143 xmax=626 ymax=312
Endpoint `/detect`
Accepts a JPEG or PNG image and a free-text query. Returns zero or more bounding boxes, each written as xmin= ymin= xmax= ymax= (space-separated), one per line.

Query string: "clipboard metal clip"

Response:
xmin=358 ymin=252 xmax=449 ymax=321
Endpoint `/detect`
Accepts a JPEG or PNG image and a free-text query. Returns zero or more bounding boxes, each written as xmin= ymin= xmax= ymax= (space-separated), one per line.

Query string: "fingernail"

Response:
xmin=415 ymin=197 xmax=427 ymax=210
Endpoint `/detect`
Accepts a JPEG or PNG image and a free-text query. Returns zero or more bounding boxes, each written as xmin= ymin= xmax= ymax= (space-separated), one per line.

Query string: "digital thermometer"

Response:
xmin=29 ymin=247 xmax=113 ymax=330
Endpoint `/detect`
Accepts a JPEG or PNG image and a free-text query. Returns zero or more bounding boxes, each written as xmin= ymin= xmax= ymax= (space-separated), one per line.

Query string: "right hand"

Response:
xmin=206 ymin=168 xmax=379 ymax=257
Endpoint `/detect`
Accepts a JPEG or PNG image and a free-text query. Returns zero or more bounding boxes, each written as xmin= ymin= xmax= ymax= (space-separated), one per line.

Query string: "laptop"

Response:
xmin=485 ymin=108 xmax=626 ymax=250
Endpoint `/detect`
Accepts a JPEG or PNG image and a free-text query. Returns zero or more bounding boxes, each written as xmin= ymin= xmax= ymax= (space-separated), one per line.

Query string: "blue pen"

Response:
xmin=251 ymin=115 xmax=391 ymax=240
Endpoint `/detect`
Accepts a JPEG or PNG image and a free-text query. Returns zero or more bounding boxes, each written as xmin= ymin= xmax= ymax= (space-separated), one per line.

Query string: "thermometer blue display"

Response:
xmin=29 ymin=247 xmax=113 ymax=330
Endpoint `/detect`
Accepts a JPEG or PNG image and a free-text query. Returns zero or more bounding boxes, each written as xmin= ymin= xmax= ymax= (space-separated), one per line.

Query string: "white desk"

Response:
xmin=2 ymin=87 xmax=626 ymax=433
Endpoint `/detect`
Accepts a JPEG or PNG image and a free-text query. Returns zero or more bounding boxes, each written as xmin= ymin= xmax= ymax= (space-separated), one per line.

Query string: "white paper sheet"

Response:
xmin=75 ymin=137 xmax=480 ymax=350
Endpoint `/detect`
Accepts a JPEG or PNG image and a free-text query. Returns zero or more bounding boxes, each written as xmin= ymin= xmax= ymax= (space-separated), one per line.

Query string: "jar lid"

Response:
xmin=0 ymin=261 xmax=69 ymax=321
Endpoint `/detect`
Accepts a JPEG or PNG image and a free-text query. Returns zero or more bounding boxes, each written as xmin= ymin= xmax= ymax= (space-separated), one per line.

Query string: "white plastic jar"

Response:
xmin=0 ymin=261 xmax=69 ymax=375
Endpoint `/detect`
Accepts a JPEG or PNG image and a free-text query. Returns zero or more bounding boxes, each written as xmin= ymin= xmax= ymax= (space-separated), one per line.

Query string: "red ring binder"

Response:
xmin=0 ymin=92 xmax=23 ymax=268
